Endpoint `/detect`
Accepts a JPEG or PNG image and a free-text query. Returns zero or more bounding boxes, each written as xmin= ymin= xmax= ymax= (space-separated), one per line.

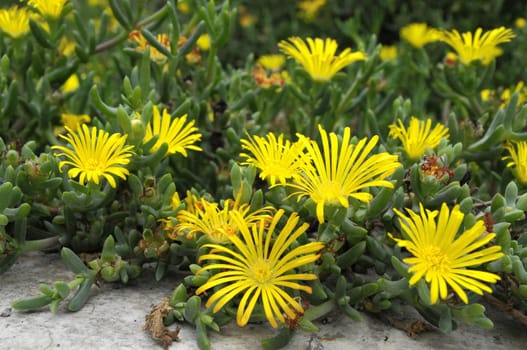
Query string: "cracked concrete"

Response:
xmin=1 ymin=251 xmax=526 ymax=350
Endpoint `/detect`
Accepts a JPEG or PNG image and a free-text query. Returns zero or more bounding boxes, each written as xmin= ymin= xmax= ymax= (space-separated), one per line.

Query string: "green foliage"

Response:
xmin=3 ymin=1 xmax=527 ymax=349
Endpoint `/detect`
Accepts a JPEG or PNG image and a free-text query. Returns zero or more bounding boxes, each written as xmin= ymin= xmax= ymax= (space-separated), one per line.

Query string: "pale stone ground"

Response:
xmin=1 ymin=251 xmax=526 ymax=350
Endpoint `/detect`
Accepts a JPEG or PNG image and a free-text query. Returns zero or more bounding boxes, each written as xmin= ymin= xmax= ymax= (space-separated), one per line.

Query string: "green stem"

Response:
xmin=20 ymin=236 xmax=61 ymax=253
xmin=335 ymin=75 xmax=362 ymax=115
xmin=205 ymin=46 xmax=217 ymax=86
xmin=303 ymin=299 xmax=336 ymax=321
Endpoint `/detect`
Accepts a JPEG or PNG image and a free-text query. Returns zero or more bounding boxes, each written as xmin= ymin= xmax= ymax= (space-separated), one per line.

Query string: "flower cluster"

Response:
xmin=241 ymin=125 xmax=401 ymax=223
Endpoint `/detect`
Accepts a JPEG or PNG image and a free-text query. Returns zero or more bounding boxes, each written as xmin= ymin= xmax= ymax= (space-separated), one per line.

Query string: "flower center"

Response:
xmin=421 ymin=245 xmax=450 ymax=273
xmin=84 ymin=158 xmax=103 ymax=172
xmin=312 ymin=180 xmax=344 ymax=204
xmin=264 ymin=160 xmax=294 ymax=177
xmin=250 ymin=259 xmax=273 ymax=284
xmin=208 ymin=224 xmax=238 ymax=244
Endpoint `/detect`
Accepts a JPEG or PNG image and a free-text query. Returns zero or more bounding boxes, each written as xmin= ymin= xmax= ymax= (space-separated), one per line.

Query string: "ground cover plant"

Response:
xmin=1 ymin=0 xmax=527 ymax=349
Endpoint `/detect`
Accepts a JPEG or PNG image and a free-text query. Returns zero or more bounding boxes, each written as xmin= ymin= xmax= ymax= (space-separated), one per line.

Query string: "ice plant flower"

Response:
xmin=143 ymin=106 xmax=202 ymax=157
xmin=288 ymin=125 xmax=401 ymax=223
xmin=59 ymin=113 xmax=91 ymax=131
xmin=52 ymin=125 xmax=134 ymax=188
xmin=496 ymin=82 xmax=527 ymax=108
xmin=240 ymin=132 xmax=308 ymax=186
xmin=28 ymin=0 xmax=68 ymax=20
xmin=252 ymin=55 xmax=290 ymax=89
xmin=0 ymin=7 xmax=31 ymax=39
xmin=197 ymin=34 xmax=211 ymax=51
xmin=257 ymin=54 xmax=286 ymax=70
xmin=61 ymin=74 xmax=80 ymax=94
xmin=297 ymin=0 xmax=327 ymax=22
xmin=174 ymin=198 xmax=274 ymax=243
xmin=278 ymin=37 xmax=366 ymax=81
xmin=389 ymin=117 xmax=449 ymax=161
xmin=195 ymin=209 xmax=324 ymax=328
xmin=251 ymin=66 xmax=290 ymax=89
xmin=380 ymin=45 xmax=398 ymax=61
xmin=129 ymin=30 xmax=171 ymax=64
xmin=400 ymin=23 xmax=440 ymax=48
xmin=390 ymin=203 xmax=504 ymax=304
xmin=438 ymin=27 xmax=515 ymax=65
xmin=503 ymin=140 xmax=527 ymax=185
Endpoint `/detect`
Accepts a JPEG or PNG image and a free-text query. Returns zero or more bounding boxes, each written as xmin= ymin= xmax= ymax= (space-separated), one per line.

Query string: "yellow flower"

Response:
xmin=129 ymin=30 xmax=171 ymax=64
xmin=52 ymin=124 xmax=134 ymax=188
xmin=0 ymin=7 xmax=30 ymax=39
xmin=288 ymin=125 xmax=401 ymax=223
xmin=240 ymin=133 xmax=307 ymax=186
xmin=28 ymin=0 xmax=68 ymax=20
xmin=59 ymin=113 xmax=91 ymax=131
xmin=400 ymin=23 xmax=440 ymax=48
xmin=515 ymin=17 xmax=526 ymax=29
xmin=61 ymin=74 xmax=80 ymax=94
xmin=380 ymin=45 xmax=398 ymax=61
xmin=480 ymin=89 xmax=494 ymax=102
xmin=175 ymin=198 xmax=274 ymax=243
xmin=177 ymin=1 xmax=191 ymax=14
xmin=297 ymin=0 xmax=327 ymax=22
xmin=278 ymin=37 xmax=367 ymax=81
xmin=197 ymin=34 xmax=211 ymax=51
xmin=503 ymin=140 xmax=527 ymax=185
xmin=171 ymin=192 xmax=181 ymax=210
xmin=438 ymin=27 xmax=515 ymax=65
xmin=389 ymin=117 xmax=449 ymax=161
xmin=58 ymin=37 xmax=76 ymax=56
xmin=257 ymin=54 xmax=286 ymax=70
xmin=196 ymin=209 xmax=324 ymax=328
xmin=390 ymin=203 xmax=503 ymax=304
xmin=498 ymin=82 xmax=527 ymax=108
xmin=143 ymin=106 xmax=202 ymax=157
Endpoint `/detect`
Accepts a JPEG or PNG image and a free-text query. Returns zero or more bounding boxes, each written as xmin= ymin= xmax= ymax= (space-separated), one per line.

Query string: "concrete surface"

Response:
xmin=1 ymin=251 xmax=526 ymax=350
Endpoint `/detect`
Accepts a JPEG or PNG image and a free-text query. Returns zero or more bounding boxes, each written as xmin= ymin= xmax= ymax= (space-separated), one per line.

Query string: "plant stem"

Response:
xmin=20 ymin=236 xmax=61 ymax=253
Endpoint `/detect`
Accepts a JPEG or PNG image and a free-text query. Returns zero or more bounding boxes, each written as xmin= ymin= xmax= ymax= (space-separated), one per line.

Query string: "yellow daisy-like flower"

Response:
xmin=297 ymin=0 xmax=327 ymax=22
xmin=240 ymin=132 xmax=308 ymax=186
xmin=28 ymin=0 xmax=68 ymax=20
xmin=0 ymin=7 xmax=30 ymax=39
xmin=129 ymin=30 xmax=171 ymax=64
xmin=143 ymin=106 xmax=202 ymax=157
xmin=515 ymin=17 xmax=526 ymax=29
xmin=390 ymin=203 xmax=504 ymax=304
xmin=288 ymin=125 xmax=401 ymax=223
xmin=52 ymin=124 xmax=134 ymax=188
xmin=58 ymin=37 xmax=76 ymax=57
xmin=177 ymin=1 xmax=191 ymax=14
xmin=389 ymin=117 xmax=449 ymax=161
xmin=400 ymin=23 xmax=440 ymax=48
xmin=196 ymin=209 xmax=324 ymax=328
xmin=380 ymin=45 xmax=398 ymax=61
xmin=61 ymin=74 xmax=80 ymax=94
xmin=278 ymin=37 xmax=367 ymax=82
xmin=59 ymin=113 xmax=91 ymax=131
xmin=503 ymin=140 xmax=527 ymax=185
xmin=438 ymin=27 xmax=515 ymax=66
xmin=257 ymin=54 xmax=286 ymax=71
xmin=174 ymin=198 xmax=274 ymax=243
xmin=197 ymin=34 xmax=211 ymax=51
xmin=498 ymin=82 xmax=527 ymax=108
